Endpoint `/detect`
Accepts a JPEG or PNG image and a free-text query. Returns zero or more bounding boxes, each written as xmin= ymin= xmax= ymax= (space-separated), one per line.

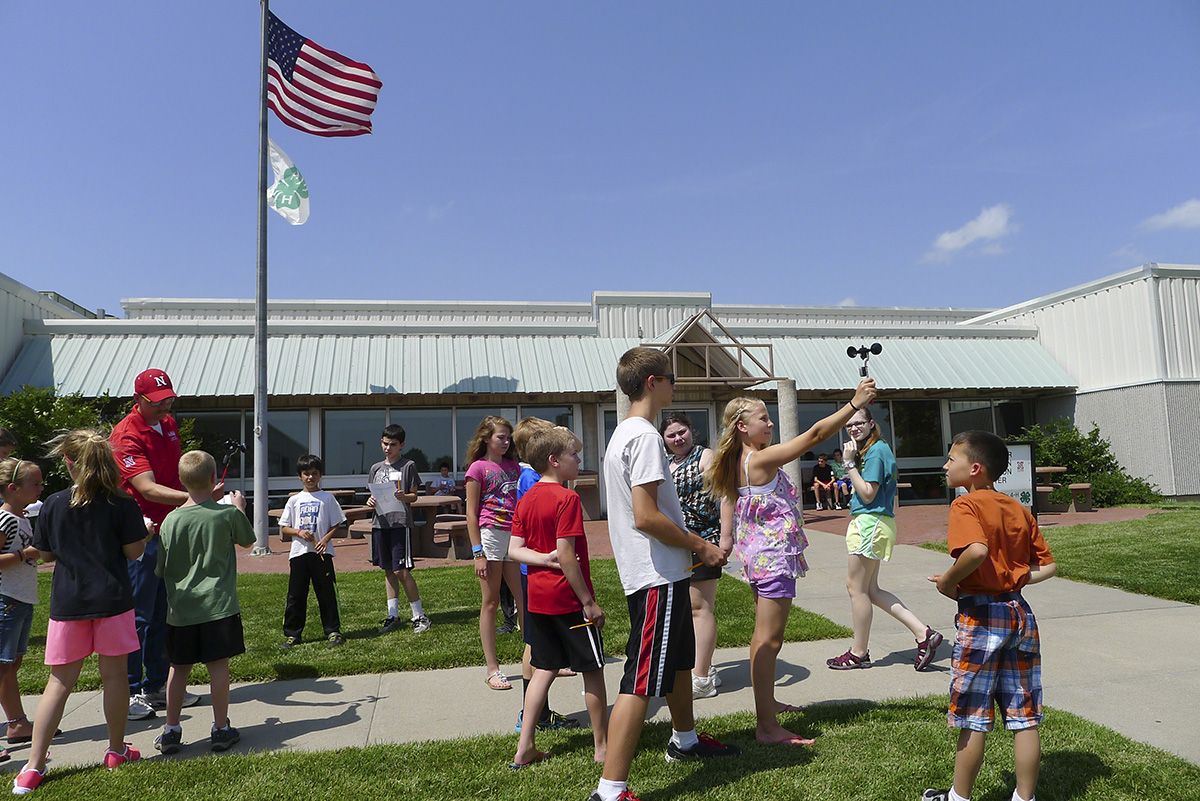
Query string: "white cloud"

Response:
xmin=924 ymin=204 xmax=1015 ymax=262
xmin=427 ymin=201 xmax=456 ymax=221
xmin=1139 ymin=199 xmax=1200 ymax=231
xmin=1111 ymin=243 xmax=1148 ymax=265
xmin=836 ymin=296 xmax=857 ymax=307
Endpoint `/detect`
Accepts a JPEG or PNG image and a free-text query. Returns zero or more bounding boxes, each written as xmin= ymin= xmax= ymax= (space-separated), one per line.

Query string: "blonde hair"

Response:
xmin=511 ymin=417 xmax=555 ymax=463
xmin=0 ymin=458 xmax=38 ymax=496
xmin=178 ymin=450 xmax=217 ymax=493
xmin=704 ymin=397 xmax=764 ymax=503
xmin=525 ymin=426 xmax=583 ymax=474
xmin=48 ymin=429 xmax=129 ymax=507
xmin=464 ymin=416 xmax=513 ymax=466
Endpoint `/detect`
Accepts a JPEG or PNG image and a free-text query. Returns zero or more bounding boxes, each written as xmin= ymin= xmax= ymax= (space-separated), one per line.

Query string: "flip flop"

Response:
xmin=508 ymin=750 xmax=550 ymax=770
xmin=775 ymin=702 xmax=805 ymax=714
xmin=756 ymin=733 xmax=817 ymax=746
xmin=0 ymin=749 xmax=8 ymax=763
xmin=485 ymin=670 xmax=512 ymax=690
xmin=556 ymin=667 xmax=577 ymax=678
xmin=7 ymin=728 xmax=61 ymax=745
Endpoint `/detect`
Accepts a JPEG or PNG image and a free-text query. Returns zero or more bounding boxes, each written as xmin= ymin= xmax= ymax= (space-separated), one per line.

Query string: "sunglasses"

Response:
xmin=652 ymin=374 xmax=676 ymax=386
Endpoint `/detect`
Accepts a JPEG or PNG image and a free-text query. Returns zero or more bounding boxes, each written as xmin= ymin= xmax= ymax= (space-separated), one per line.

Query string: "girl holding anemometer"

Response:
xmin=706 ymin=378 xmax=875 ymax=745
xmin=464 ymin=416 xmax=525 ymax=690
xmin=14 ymin=431 xmax=150 ymax=794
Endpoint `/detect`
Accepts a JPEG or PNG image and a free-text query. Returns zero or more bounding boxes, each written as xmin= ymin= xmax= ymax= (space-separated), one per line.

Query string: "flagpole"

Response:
xmin=252 ymin=0 xmax=272 ymax=556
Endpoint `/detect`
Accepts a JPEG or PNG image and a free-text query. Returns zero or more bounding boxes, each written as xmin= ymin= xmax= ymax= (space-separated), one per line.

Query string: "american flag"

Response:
xmin=266 ymin=12 xmax=382 ymax=137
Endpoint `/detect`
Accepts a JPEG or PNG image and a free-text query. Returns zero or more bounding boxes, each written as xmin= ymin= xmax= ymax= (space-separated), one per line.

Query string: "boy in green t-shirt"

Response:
xmin=830 ymin=448 xmax=851 ymax=509
xmin=154 ymin=451 xmax=256 ymax=755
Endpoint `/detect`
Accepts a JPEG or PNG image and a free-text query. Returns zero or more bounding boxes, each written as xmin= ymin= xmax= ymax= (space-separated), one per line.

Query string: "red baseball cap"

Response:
xmin=134 ymin=369 xmax=177 ymax=402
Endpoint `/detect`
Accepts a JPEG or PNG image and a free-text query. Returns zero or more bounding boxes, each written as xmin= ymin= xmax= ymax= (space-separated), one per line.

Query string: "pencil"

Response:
xmin=570 ymin=621 xmax=595 ymax=630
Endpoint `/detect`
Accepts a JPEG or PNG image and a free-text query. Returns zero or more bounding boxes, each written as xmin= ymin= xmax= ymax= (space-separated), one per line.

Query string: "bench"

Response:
xmin=1035 ymin=484 xmax=1069 ymax=514
xmin=432 ymin=514 xmax=472 ymax=560
xmin=1068 ymin=483 xmax=1093 ymax=513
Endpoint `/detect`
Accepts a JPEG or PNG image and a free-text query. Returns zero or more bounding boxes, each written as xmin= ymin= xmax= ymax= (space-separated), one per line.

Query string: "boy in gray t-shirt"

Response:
xmin=366 ymin=424 xmax=430 ymax=634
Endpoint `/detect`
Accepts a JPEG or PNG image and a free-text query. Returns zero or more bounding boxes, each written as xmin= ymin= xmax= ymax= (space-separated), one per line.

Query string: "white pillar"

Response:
xmin=616 ymin=384 xmax=631 ymax=424
xmin=777 ymin=378 xmax=801 ymax=488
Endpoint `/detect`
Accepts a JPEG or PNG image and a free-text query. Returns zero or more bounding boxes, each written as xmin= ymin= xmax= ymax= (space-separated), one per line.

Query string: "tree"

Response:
xmin=1013 ymin=419 xmax=1160 ymax=506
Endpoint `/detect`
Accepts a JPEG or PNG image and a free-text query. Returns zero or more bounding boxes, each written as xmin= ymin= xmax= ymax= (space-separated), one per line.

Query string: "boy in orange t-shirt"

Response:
xmin=924 ymin=431 xmax=1056 ymax=801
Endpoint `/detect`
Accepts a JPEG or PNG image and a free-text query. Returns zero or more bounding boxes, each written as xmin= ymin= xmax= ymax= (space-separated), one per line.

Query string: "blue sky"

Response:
xmin=3 ymin=2 xmax=1198 ymax=316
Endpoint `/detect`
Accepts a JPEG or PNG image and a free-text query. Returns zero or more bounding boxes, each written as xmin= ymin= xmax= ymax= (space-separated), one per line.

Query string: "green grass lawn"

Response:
xmin=20 ymin=560 xmax=850 ymax=694
xmin=920 ymin=508 xmax=1200 ymax=605
xmin=21 ymin=698 xmax=1200 ymax=800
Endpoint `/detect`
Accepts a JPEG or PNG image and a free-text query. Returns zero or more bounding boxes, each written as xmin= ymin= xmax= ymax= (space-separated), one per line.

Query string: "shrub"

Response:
xmin=1012 ymin=419 xmax=1161 ymax=507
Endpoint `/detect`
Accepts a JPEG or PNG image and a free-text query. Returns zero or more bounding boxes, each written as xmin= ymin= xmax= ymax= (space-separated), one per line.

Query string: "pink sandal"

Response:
xmin=826 ymin=649 xmax=872 ymax=670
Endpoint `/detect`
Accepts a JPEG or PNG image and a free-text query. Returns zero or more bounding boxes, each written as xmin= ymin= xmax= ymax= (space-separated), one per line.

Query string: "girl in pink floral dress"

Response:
xmin=706 ymin=379 xmax=875 ymax=746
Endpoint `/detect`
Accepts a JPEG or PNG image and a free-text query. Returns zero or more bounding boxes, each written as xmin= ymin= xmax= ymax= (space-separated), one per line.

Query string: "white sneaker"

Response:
xmin=144 ymin=688 xmax=201 ymax=710
xmin=128 ymin=693 xmax=156 ymax=720
xmin=691 ymin=672 xmax=717 ymax=699
xmin=411 ymin=614 xmax=432 ymax=633
xmin=815 ymin=503 xmax=823 ymax=511
xmin=709 ymin=665 xmax=722 ymax=688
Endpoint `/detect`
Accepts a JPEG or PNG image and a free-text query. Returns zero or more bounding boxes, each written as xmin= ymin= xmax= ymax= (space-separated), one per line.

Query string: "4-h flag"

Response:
xmin=267 ymin=138 xmax=309 ymax=225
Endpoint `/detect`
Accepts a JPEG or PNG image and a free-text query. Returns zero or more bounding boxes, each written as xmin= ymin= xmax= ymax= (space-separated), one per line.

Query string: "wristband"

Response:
xmin=849 ymin=399 xmax=860 ymax=411
xmin=471 ymin=544 xmax=483 ymax=555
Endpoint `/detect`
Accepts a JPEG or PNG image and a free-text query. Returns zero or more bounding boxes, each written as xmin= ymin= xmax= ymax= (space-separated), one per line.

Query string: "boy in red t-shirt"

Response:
xmin=507 ymin=427 xmax=607 ymax=769
xmin=925 ymin=431 xmax=1057 ymax=801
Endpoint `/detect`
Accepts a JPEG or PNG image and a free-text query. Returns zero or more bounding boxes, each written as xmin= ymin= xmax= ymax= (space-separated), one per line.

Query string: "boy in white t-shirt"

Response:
xmin=278 ymin=455 xmax=347 ymax=649
xmin=591 ymin=348 xmax=740 ymax=801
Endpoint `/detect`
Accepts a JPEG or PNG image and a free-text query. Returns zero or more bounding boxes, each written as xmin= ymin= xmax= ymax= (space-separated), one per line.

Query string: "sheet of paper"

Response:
xmin=369 ymin=481 xmax=404 ymax=515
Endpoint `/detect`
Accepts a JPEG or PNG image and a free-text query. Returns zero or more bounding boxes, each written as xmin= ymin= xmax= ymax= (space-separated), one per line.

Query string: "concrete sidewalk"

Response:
xmin=9 ymin=529 xmax=1198 ymax=774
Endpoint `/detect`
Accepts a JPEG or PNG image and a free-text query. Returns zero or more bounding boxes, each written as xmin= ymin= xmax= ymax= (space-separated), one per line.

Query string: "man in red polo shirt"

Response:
xmin=110 ymin=369 xmax=210 ymax=719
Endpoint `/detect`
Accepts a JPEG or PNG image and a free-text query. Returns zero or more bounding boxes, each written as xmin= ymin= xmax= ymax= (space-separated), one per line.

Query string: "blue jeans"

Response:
xmin=127 ymin=539 xmax=169 ymax=693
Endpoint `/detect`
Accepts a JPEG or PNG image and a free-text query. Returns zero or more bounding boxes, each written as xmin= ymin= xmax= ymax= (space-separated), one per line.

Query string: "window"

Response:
xmin=457 ymin=407 xmax=518 ymax=463
xmin=519 ymin=405 xmax=574 ymax=431
xmin=891 ymin=400 xmax=942 ymax=458
xmin=181 ymin=411 xmax=245 ymax=486
xmin=323 ymin=410 xmax=387 ymax=475
xmin=950 ymin=401 xmax=993 ymax=438
xmin=245 ymin=410 xmax=308 ymax=478
xmin=994 ymin=401 xmax=1027 ymax=439
xmin=392 ymin=408 xmax=454 ymax=473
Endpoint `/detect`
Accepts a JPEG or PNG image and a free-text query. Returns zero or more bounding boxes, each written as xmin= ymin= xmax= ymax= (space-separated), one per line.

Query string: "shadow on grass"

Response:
xmin=978 ymin=751 xmax=1111 ymax=801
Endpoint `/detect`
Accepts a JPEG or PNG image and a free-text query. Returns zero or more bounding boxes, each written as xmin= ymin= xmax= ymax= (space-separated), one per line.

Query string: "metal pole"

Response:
xmin=252 ymin=0 xmax=272 ymax=555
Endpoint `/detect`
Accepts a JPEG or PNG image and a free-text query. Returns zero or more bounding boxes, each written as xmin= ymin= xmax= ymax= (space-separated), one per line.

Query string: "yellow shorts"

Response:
xmin=845 ymin=513 xmax=896 ymax=561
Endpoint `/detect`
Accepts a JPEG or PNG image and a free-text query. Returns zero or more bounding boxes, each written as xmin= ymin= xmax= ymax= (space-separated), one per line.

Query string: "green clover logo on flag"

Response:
xmin=271 ymin=167 xmax=308 ymax=211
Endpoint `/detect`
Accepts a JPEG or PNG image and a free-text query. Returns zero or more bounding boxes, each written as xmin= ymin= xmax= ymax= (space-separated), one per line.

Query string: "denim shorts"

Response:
xmin=0 ymin=597 xmax=34 ymax=663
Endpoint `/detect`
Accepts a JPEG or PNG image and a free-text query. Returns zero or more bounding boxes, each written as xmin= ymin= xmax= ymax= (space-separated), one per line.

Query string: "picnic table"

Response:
xmin=1035 ymin=466 xmax=1067 ymax=483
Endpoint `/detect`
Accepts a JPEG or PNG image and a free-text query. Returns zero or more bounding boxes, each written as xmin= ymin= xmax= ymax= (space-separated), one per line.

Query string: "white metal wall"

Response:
xmin=1157 ymin=274 xmax=1200 ymax=380
xmin=122 ymin=299 xmax=596 ymax=325
xmin=0 ymin=274 xmax=80 ymax=377
xmin=715 ymin=305 xmax=988 ymax=327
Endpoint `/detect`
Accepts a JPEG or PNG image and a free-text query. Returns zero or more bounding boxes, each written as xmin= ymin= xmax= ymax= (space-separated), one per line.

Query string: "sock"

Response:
xmin=670 ymin=728 xmax=699 ymax=750
xmin=410 ymin=600 xmax=424 ymax=618
xmin=595 ymin=779 xmax=627 ymax=801
xmin=164 ymin=724 xmax=182 ymax=733
xmin=387 ymin=599 xmax=399 ymax=618
xmin=1011 ymin=792 xmax=1032 ymax=801
xmin=949 ymin=789 xmax=969 ymax=801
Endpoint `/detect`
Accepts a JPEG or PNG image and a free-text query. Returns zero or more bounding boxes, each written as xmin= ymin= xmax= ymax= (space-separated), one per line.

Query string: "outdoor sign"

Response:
xmin=955 ymin=440 xmax=1035 ymax=510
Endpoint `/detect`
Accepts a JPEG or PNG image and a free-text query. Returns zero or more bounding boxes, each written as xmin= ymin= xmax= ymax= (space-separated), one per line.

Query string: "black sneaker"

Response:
xmin=327 ymin=632 xmax=346 ymax=647
xmin=537 ymin=710 xmax=582 ymax=731
xmin=497 ymin=620 xmax=520 ymax=635
xmin=210 ymin=723 xmax=240 ymax=752
xmin=664 ymin=731 xmax=741 ymax=762
xmin=921 ymin=790 xmax=951 ymax=801
xmin=154 ymin=727 xmax=182 ymax=755
xmin=379 ymin=616 xmax=403 ymax=633
xmin=279 ymin=636 xmax=300 ymax=649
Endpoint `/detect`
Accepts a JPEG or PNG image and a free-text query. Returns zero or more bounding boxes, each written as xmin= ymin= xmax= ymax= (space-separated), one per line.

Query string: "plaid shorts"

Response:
xmin=948 ymin=592 xmax=1043 ymax=732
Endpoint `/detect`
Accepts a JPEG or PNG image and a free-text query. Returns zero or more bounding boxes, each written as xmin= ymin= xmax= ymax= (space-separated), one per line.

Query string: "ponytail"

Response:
xmin=47 ymin=429 xmax=128 ymax=507
xmin=704 ymin=398 xmax=761 ymax=503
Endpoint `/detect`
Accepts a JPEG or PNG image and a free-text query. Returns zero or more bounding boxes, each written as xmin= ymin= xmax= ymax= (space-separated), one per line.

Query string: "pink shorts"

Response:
xmin=44 ymin=610 xmax=140 ymax=666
